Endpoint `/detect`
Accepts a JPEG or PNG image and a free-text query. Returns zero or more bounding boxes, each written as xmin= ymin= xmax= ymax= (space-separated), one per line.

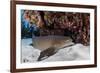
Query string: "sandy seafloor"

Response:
xmin=21 ymin=38 xmax=90 ymax=63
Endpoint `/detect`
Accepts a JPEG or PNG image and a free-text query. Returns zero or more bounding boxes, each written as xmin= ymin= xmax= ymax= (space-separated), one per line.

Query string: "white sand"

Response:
xmin=21 ymin=38 xmax=90 ymax=63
